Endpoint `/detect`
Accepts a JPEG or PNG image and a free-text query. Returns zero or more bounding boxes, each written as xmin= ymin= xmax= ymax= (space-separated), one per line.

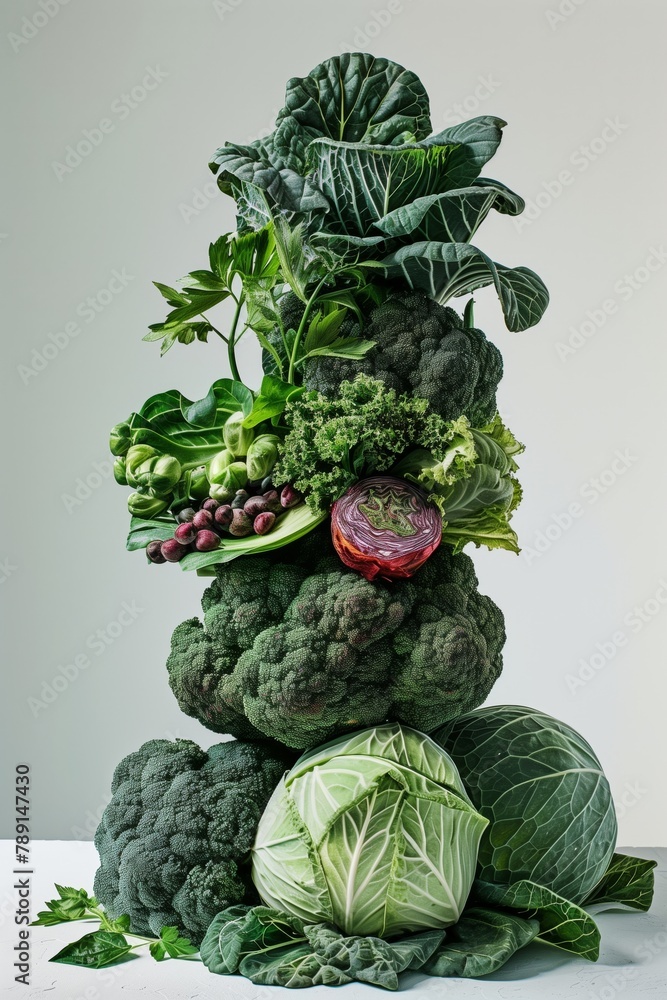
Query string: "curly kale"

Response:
xmin=166 ymin=528 xmax=505 ymax=750
xmin=304 ymin=289 xmax=503 ymax=426
xmin=272 ymin=374 xmax=475 ymax=513
xmin=93 ymin=738 xmax=293 ymax=945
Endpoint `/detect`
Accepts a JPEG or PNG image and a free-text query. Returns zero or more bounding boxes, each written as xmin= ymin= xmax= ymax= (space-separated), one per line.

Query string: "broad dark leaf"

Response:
xmin=422 ymin=907 xmax=539 ymax=978
xmin=583 ymin=853 xmax=657 ymax=912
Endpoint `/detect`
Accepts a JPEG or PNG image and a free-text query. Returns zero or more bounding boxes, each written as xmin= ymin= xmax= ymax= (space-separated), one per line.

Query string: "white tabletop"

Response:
xmin=2 ymin=841 xmax=665 ymax=998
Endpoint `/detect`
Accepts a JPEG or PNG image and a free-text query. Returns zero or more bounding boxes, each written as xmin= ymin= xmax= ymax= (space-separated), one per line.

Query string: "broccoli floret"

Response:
xmin=167 ymin=530 xmax=505 ymax=749
xmin=304 ymin=289 xmax=503 ymax=426
xmin=93 ymin=738 xmax=293 ymax=944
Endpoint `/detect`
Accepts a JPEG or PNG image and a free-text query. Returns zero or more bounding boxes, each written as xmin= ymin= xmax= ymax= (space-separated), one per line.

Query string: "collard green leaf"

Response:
xmin=200 ymin=907 xmax=289 ymax=974
xmin=424 ymin=117 xmax=507 ymax=188
xmin=381 ymin=241 xmax=549 ymax=331
xmin=582 ymin=853 xmax=657 ymax=912
xmin=200 ymin=905 xmax=307 ymax=977
xmin=422 ymin=906 xmax=539 ymax=978
xmin=375 ymin=181 xmax=524 ymax=244
xmin=200 ymin=904 xmax=445 ymax=990
xmin=126 ymin=380 xmax=252 ymax=469
xmin=209 ymin=135 xmax=329 ymax=223
xmin=50 ymin=931 xmax=132 ymax=969
xmin=276 ymin=52 xmax=432 ymax=145
xmin=240 ymin=941 xmax=323 ymax=987
xmin=474 ymin=878 xmax=601 ymax=962
xmin=309 ymin=138 xmax=461 ymax=237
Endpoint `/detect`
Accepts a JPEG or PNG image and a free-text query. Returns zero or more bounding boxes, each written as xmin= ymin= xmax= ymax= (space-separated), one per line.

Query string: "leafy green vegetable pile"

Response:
xmin=34 ymin=51 xmax=656 ymax=990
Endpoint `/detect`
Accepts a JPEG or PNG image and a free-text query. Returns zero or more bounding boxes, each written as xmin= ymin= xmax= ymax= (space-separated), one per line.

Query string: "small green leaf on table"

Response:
xmin=149 ymin=926 xmax=198 ymax=961
xmin=50 ymin=931 xmax=132 ymax=969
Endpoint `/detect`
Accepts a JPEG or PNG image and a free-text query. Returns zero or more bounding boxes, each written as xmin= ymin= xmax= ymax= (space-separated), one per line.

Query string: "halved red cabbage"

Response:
xmin=331 ymin=476 xmax=442 ymax=581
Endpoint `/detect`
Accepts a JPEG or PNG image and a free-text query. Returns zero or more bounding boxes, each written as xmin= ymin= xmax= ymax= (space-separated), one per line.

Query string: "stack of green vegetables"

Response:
xmin=35 ymin=53 xmax=656 ymax=989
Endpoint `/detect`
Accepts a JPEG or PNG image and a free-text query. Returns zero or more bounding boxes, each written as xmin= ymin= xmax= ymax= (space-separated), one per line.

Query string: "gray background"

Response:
xmin=2 ymin=0 xmax=666 ymax=844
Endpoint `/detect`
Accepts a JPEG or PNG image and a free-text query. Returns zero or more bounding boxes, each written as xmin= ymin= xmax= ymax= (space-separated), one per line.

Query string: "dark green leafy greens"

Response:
xmin=209 ymin=53 xmax=548 ymax=333
xmin=420 ymin=907 xmax=539 ymax=978
xmin=393 ymin=414 xmax=524 ymax=553
xmin=582 ymin=853 xmax=658 ymax=912
xmin=200 ymin=905 xmax=447 ymax=989
xmin=473 ymin=879 xmax=601 ymax=961
xmin=33 ymin=885 xmax=197 ymax=969
xmin=51 ymin=931 xmax=133 ymax=969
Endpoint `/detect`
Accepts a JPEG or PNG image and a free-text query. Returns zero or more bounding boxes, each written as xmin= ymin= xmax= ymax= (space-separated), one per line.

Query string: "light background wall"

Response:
xmin=2 ymin=0 xmax=666 ymax=843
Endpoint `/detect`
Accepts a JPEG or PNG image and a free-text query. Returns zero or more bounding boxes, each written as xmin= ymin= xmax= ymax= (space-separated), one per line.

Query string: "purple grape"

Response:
xmin=161 ymin=539 xmax=188 ymax=562
xmin=229 ymin=509 xmax=253 ymax=537
xmin=192 ymin=509 xmax=214 ymax=530
xmin=147 ymin=540 xmax=166 ymax=563
xmin=195 ymin=530 xmax=220 ymax=552
xmin=244 ymin=496 xmax=269 ymax=518
xmin=177 ymin=507 xmax=197 ymax=523
xmin=175 ymin=522 xmax=197 ymax=545
xmin=280 ymin=485 xmax=302 ymax=509
xmin=202 ymin=498 xmax=220 ymax=513
xmin=254 ymin=511 xmax=276 ymax=535
xmin=214 ymin=504 xmax=233 ymax=528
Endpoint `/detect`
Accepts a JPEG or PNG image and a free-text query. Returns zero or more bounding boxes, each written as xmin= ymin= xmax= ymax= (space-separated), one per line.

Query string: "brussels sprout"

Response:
xmin=223 ymin=411 xmax=255 ymax=457
xmin=207 ymin=449 xmax=235 ymax=483
xmin=109 ymin=420 xmax=132 ymax=456
xmin=127 ymin=492 xmax=170 ymax=518
xmin=125 ymin=445 xmax=158 ymax=485
xmin=188 ymin=465 xmax=210 ymax=501
xmin=125 ymin=446 xmax=181 ymax=497
xmin=113 ymin=457 xmax=127 ymax=486
xmin=209 ymin=484 xmax=234 ymax=503
xmin=209 ymin=461 xmax=248 ymax=502
xmin=246 ymin=434 xmax=281 ymax=482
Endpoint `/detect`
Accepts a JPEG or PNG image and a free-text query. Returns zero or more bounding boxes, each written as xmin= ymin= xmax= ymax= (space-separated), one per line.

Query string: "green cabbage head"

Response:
xmin=434 ymin=705 xmax=618 ymax=903
xmin=251 ymin=724 xmax=488 ymax=938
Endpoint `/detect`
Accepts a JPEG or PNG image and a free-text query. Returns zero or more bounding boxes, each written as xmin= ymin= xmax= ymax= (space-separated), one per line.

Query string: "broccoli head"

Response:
xmin=166 ymin=529 xmax=505 ymax=749
xmin=93 ymin=738 xmax=293 ymax=944
xmin=304 ymin=289 xmax=503 ymax=426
